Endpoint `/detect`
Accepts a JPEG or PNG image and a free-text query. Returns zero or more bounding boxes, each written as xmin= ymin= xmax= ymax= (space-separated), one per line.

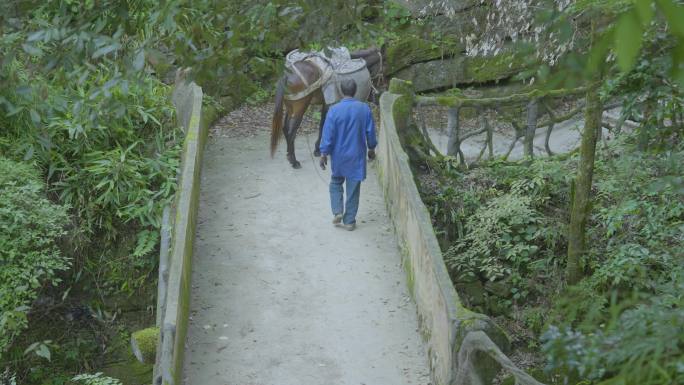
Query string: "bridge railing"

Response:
xmin=151 ymin=71 xmax=216 ymax=385
xmin=376 ymin=78 xmax=547 ymax=385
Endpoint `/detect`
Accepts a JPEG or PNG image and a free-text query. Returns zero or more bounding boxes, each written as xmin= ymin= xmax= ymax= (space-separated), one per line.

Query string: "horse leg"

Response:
xmin=286 ymin=113 xmax=304 ymax=169
xmin=282 ymin=113 xmax=291 ymax=142
xmin=314 ymin=104 xmax=328 ymax=157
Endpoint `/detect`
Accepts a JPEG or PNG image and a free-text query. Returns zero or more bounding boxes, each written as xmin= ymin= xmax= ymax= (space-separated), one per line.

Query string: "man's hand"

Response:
xmin=368 ymin=149 xmax=376 ymax=160
xmin=319 ymin=154 xmax=328 ymax=170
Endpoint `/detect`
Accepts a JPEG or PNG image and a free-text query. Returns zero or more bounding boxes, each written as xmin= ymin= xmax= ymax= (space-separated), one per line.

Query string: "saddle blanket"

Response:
xmin=284 ymin=47 xmax=371 ymax=105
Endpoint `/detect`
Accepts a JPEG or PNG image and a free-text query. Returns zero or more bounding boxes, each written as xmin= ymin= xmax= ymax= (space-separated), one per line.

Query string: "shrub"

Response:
xmin=0 ymin=158 xmax=69 ymax=356
xmin=0 ymin=59 xmax=182 ymax=297
xmin=542 ymin=270 xmax=684 ymax=385
xmin=445 ymin=193 xmax=543 ymax=283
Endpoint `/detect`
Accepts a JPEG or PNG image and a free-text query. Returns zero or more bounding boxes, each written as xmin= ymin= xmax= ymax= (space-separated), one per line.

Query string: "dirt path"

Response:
xmin=182 ymin=111 xmax=429 ymax=385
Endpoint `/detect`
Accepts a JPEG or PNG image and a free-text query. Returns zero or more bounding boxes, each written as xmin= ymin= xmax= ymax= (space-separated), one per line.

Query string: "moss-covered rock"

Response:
xmin=131 ymin=327 xmax=159 ymax=364
xmin=386 ymin=36 xmax=461 ymax=75
xmin=394 ymin=57 xmax=466 ymax=92
xmin=393 ymin=49 xmax=532 ymax=92
xmin=463 ymin=50 xmax=530 ymax=84
xmin=388 ymin=78 xmax=415 ymax=95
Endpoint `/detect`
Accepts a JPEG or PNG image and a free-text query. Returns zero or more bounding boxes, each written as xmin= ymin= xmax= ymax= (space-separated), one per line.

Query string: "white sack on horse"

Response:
xmin=284 ymin=47 xmax=372 ymax=105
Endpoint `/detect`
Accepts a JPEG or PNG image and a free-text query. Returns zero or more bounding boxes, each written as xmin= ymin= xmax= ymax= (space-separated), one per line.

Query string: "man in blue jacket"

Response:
xmin=319 ymin=79 xmax=377 ymax=231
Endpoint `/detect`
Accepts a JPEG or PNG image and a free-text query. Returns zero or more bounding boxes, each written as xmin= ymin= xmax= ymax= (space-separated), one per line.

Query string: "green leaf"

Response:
xmin=587 ymin=28 xmax=613 ymax=75
xmin=672 ymin=40 xmax=684 ymax=88
xmin=615 ymin=11 xmax=643 ymax=72
xmin=36 ymin=344 xmax=51 ymax=361
xmin=26 ymin=31 xmax=45 ymax=42
xmin=29 ymin=109 xmax=40 ymax=125
xmin=23 ymin=146 xmax=34 ymax=161
xmin=133 ymin=49 xmax=145 ymax=71
xmin=92 ymin=43 xmax=121 ymax=59
xmin=656 ymin=0 xmax=684 ymax=37
xmin=635 ymin=0 xmax=654 ymax=26
xmin=22 ymin=43 xmax=43 ymax=56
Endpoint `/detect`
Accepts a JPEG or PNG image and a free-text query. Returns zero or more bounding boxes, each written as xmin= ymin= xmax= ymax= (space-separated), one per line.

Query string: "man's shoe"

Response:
xmin=341 ymin=223 xmax=356 ymax=231
xmin=332 ymin=214 xmax=343 ymax=225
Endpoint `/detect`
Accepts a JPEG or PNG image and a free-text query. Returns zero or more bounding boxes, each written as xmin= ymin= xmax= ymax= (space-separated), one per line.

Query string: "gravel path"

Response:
xmin=182 ymin=107 xmax=429 ymax=385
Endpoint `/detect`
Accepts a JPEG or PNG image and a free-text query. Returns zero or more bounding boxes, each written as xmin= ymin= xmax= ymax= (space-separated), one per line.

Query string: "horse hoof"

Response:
xmin=292 ymin=161 xmax=302 ymax=169
xmin=313 ymin=150 xmax=320 ymax=157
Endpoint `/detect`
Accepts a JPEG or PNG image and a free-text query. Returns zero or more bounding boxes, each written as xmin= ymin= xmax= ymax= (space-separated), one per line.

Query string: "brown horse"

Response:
xmin=271 ymin=48 xmax=382 ymax=168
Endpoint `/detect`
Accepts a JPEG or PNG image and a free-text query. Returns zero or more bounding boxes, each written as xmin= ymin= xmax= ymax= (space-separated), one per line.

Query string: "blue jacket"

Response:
xmin=319 ymin=98 xmax=377 ymax=181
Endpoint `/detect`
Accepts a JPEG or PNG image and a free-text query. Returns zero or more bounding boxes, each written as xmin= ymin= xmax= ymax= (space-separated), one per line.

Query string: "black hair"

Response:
xmin=340 ymin=79 xmax=357 ymax=97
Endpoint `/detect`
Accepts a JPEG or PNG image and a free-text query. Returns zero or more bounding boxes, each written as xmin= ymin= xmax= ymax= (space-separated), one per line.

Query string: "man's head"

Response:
xmin=340 ymin=79 xmax=357 ymax=98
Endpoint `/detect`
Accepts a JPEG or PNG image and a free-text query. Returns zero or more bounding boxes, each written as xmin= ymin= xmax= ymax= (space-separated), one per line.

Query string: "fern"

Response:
xmin=72 ymin=373 xmax=122 ymax=385
xmin=133 ymin=229 xmax=159 ymax=258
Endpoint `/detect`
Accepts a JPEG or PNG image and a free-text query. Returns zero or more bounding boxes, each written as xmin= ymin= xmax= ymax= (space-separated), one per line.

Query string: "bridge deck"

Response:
xmin=183 ymin=126 xmax=428 ymax=385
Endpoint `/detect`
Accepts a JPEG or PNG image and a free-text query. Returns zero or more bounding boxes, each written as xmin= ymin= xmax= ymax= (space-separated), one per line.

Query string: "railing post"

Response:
xmin=388 ymin=78 xmax=415 ymax=134
xmin=389 ymin=78 xmax=431 ymax=163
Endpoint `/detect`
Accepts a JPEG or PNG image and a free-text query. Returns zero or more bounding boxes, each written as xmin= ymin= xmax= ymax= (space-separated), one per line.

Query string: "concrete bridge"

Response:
xmin=182 ymin=117 xmax=429 ymax=384
xmin=148 ymin=78 xmax=547 ymax=385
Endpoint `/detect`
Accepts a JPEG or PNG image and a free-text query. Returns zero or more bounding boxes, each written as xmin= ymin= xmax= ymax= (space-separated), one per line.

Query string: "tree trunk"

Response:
xmin=446 ymin=107 xmax=460 ymax=156
xmin=524 ymin=99 xmax=538 ymax=158
xmin=566 ymin=85 xmax=602 ymax=284
xmin=639 ymin=97 xmax=655 ymax=151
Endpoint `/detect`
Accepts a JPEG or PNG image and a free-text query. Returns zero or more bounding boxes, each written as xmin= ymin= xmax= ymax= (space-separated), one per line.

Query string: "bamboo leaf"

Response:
xmin=92 ymin=43 xmax=121 ymax=59
xmin=635 ymin=0 xmax=654 ymax=26
xmin=615 ymin=11 xmax=643 ymax=72
xmin=656 ymin=0 xmax=684 ymax=37
xmin=133 ymin=49 xmax=145 ymax=71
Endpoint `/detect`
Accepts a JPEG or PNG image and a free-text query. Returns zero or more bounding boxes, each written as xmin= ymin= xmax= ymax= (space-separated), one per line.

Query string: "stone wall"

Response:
xmin=376 ymin=78 xmax=545 ymax=385
xmin=392 ymin=50 xmax=530 ymax=92
xmin=154 ymin=75 xmax=210 ymax=385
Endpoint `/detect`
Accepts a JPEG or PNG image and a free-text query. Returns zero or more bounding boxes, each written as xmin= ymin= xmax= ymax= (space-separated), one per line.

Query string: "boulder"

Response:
xmin=393 ymin=50 xmax=530 ymax=92
xmin=394 ymin=57 xmax=466 ymax=92
xmin=385 ymin=36 xmax=461 ymax=75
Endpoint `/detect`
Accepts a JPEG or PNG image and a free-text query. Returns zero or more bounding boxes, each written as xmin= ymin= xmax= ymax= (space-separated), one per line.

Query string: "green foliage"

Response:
xmin=0 ymin=1 xmax=408 ymax=382
xmin=0 ymin=369 xmax=16 ymax=385
xmin=611 ymin=0 xmax=684 ymax=86
xmin=542 ymin=271 xmax=684 ymax=385
xmin=445 ymin=194 xmax=543 ymax=282
xmin=604 ymin=54 xmax=684 ymax=151
xmin=422 ymin=130 xmax=683 ymax=383
xmin=426 ymin=157 xmax=571 ymax=288
xmin=0 ymin=58 xmax=181 ymax=297
xmin=0 ymin=158 xmax=69 ymax=357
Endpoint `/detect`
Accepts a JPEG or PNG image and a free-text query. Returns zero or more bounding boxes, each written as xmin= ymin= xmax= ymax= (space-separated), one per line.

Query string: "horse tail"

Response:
xmin=271 ymin=76 xmax=286 ymax=158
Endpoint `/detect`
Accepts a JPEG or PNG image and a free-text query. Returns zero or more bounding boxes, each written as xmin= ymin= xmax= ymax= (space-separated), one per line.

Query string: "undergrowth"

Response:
xmin=419 ymin=134 xmax=684 ymax=384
